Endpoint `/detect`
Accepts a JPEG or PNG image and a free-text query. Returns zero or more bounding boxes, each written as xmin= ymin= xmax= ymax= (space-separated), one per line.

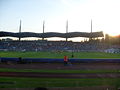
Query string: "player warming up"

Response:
xmin=64 ymin=55 xmax=68 ymax=66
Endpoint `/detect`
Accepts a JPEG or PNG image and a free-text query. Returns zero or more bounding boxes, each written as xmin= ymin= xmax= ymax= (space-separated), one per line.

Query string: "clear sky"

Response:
xmin=0 ymin=0 xmax=120 ymax=36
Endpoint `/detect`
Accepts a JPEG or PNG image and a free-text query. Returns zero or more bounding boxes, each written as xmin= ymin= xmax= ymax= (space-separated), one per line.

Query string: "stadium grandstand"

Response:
xmin=0 ymin=20 xmax=119 ymax=53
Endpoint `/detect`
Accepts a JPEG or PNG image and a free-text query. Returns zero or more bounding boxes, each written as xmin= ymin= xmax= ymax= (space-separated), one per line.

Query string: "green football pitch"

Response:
xmin=0 ymin=51 xmax=120 ymax=88
xmin=0 ymin=51 xmax=120 ymax=59
xmin=0 ymin=77 xmax=120 ymax=88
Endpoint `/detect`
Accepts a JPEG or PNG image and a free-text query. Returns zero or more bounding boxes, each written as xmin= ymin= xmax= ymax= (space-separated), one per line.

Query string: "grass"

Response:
xmin=0 ymin=77 xmax=120 ymax=88
xmin=0 ymin=68 xmax=119 ymax=73
xmin=0 ymin=51 xmax=120 ymax=59
xmin=0 ymin=51 xmax=120 ymax=88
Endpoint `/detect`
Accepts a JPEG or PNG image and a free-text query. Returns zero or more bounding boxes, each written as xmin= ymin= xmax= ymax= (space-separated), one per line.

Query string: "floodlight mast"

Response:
xmin=90 ymin=19 xmax=93 ymax=40
xmin=19 ymin=20 xmax=21 ymax=41
xmin=66 ymin=20 xmax=68 ymax=41
xmin=91 ymin=19 xmax=92 ymax=33
xmin=42 ymin=20 xmax=45 ymax=40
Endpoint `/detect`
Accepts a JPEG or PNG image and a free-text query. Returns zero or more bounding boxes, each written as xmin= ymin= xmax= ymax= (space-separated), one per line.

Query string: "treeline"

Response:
xmin=105 ymin=34 xmax=120 ymax=45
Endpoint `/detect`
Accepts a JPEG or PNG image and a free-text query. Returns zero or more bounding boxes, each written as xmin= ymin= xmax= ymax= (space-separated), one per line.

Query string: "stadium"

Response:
xmin=0 ymin=21 xmax=120 ymax=90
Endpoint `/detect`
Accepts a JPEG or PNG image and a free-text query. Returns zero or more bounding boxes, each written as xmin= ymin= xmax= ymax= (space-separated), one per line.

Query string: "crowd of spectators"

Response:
xmin=0 ymin=40 xmax=110 ymax=52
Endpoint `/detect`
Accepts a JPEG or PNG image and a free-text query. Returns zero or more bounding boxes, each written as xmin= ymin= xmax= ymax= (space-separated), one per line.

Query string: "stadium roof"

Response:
xmin=0 ymin=31 xmax=103 ymax=38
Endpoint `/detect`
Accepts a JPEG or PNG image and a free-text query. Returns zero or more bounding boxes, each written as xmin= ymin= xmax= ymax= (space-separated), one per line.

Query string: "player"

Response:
xmin=64 ymin=55 xmax=68 ymax=66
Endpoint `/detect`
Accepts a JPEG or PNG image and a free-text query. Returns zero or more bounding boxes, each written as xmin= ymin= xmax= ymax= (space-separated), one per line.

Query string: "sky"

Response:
xmin=0 ymin=0 xmax=120 ymax=38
